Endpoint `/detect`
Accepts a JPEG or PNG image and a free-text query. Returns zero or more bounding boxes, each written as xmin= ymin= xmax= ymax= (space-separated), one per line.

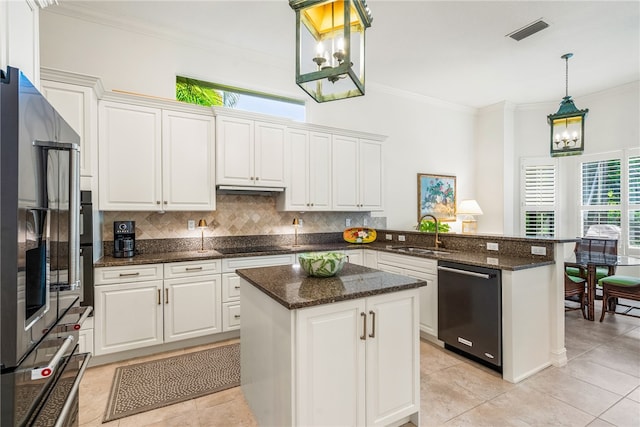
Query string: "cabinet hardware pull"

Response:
xmin=156 ymin=201 xmax=160 ymax=205
xmin=234 ymin=286 xmax=241 ymax=289
xmin=369 ymin=310 xmax=376 ymax=338
xmin=119 ymin=272 xmax=140 ymax=277
xmin=165 ymin=288 xmax=169 ymax=304
xmin=164 ymin=201 xmax=167 ymax=205
xmin=250 ymin=177 xmax=254 ymax=180
xmin=186 ymin=267 xmax=203 ymax=271
xmin=256 ymin=177 xmax=259 ymax=180
xmin=360 ymin=312 xmax=367 ymax=340
xmin=234 ymin=315 xmax=241 ymax=319
xmin=157 ymin=289 xmax=161 ymax=305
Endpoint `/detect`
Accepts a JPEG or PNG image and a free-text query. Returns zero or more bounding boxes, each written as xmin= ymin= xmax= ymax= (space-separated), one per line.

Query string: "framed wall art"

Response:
xmin=417 ymin=173 xmax=457 ymax=222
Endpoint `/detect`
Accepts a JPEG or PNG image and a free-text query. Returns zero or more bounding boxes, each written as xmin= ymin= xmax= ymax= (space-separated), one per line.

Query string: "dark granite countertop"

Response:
xmin=94 ymin=241 xmax=554 ymax=271
xmin=236 ymin=263 xmax=427 ymax=310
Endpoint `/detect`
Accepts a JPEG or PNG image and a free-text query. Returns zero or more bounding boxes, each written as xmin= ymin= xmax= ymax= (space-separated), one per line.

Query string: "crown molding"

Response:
xmin=41 ymin=66 xmax=105 ymax=97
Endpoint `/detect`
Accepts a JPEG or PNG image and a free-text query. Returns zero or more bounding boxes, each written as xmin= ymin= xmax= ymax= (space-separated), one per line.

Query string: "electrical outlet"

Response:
xmin=486 ymin=242 xmax=499 ymax=251
xmin=531 ymin=246 xmax=547 ymax=255
xmin=385 ymin=234 xmax=393 ymax=240
xmin=486 ymin=257 xmax=499 ymax=265
xmin=298 ymin=219 xmax=303 ymax=227
xmin=187 ymin=220 xmax=195 ymax=231
xmin=346 ymin=218 xmax=351 ymax=227
xmin=363 ymin=218 xmax=368 ymax=226
xmin=398 ymin=235 xmax=406 ymax=242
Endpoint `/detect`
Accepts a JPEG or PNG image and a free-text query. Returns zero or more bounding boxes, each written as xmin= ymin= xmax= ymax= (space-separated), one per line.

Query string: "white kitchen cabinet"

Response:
xmin=220 ymin=254 xmax=295 ymax=332
xmin=278 ymin=128 xmax=332 ymax=210
xmin=215 ymin=112 xmax=286 ymax=188
xmin=344 ymin=248 xmax=364 ymax=266
xmin=94 ymin=260 xmax=222 ymax=355
xmin=332 ymin=135 xmax=383 ymax=211
xmin=98 ymin=98 xmax=215 ymax=211
xmin=40 ymin=75 xmax=99 ymax=188
xmin=364 ymin=249 xmax=378 ymax=268
xmin=242 ymin=282 xmax=420 ymax=427
xmin=377 ymin=252 xmax=439 ymax=340
xmin=1 ymin=0 xmax=39 ymax=86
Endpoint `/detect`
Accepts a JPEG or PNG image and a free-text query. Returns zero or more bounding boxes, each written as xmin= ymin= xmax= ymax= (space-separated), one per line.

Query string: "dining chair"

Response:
xmin=564 ymin=272 xmax=587 ymax=318
xmin=599 ymin=275 xmax=640 ymax=321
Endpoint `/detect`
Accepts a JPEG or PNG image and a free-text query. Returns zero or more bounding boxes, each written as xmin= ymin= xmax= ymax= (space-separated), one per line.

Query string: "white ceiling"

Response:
xmin=51 ymin=0 xmax=639 ymax=108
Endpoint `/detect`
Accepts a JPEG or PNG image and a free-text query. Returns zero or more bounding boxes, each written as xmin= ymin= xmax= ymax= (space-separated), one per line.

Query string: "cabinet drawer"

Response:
xmin=222 ymin=273 xmax=241 ymax=302
xmin=377 ymin=252 xmax=437 ymax=273
xmin=222 ymin=302 xmax=241 ymax=331
xmin=95 ymin=264 xmax=163 ymax=285
xmin=164 ymin=259 xmax=222 ymax=279
xmin=222 ymin=254 xmax=295 ymax=273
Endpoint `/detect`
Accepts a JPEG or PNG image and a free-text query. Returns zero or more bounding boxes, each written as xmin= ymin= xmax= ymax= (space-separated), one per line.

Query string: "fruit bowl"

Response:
xmin=298 ymin=252 xmax=347 ymax=277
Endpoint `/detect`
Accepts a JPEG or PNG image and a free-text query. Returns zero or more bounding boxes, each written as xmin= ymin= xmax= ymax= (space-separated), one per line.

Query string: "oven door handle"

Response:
xmin=31 ymin=335 xmax=75 ymax=380
xmin=54 ymin=352 xmax=91 ymax=427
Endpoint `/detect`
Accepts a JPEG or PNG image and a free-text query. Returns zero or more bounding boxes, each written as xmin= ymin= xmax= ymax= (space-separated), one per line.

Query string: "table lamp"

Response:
xmin=458 ymin=200 xmax=483 ymax=234
xmin=292 ymin=218 xmax=300 ymax=247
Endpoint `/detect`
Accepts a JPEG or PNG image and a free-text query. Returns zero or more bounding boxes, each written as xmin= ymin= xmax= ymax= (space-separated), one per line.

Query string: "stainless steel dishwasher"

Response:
xmin=437 ymin=261 xmax=502 ymax=371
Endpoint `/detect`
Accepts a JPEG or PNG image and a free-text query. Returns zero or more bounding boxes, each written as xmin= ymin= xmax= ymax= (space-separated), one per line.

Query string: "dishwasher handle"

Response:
xmin=437 ymin=265 xmax=494 ymax=279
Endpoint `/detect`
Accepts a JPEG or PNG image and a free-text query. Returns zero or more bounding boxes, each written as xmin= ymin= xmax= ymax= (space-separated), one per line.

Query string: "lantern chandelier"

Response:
xmin=547 ymin=53 xmax=589 ymax=157
xmin=289 ymin=0 xmax=373 ymax=103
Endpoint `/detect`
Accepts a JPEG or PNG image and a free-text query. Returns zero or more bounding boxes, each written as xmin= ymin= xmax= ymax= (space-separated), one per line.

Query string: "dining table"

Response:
xmin=565 ymin=252 xmax=640 ymax=320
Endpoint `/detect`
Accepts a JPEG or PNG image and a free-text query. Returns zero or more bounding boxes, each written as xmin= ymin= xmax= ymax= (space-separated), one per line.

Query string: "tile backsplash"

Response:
xmin=102 ymin=194 xmax=386 ymax=240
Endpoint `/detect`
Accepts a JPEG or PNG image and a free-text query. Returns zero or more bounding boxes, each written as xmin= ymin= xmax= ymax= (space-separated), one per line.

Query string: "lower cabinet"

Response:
xmin=221 ymin=254 xmax=295 ymax=332
xmin=241 ymin=281 xmax=420 ymax=427
xmin=296 ymin=291 xmax=420 ymax=427
xmin=376 ymin=252 xmax=439 ymax=340
xmin=94 ymin=260 xmax=221 ymax=355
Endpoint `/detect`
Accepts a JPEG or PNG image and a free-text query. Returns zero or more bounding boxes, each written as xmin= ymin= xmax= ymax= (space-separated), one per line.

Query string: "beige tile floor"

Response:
xmin=78 ymin=305 xmax=640 ymax=427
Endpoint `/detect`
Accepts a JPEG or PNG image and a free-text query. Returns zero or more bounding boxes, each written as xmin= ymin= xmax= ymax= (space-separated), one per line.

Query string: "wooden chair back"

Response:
xmin=574 ymin=238 xmax=618 ymax=255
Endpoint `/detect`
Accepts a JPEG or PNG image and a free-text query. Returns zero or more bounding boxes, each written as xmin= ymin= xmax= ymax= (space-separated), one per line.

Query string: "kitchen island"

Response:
xmin=237 ymin=263 xmax=426 ymax=427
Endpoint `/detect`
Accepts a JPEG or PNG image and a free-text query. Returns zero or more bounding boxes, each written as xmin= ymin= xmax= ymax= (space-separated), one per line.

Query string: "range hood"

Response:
xmin=216 ymin=185 xmax=285 ymax=195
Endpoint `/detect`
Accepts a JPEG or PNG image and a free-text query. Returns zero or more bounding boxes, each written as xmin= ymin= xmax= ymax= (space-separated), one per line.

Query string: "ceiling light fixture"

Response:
xmin=289 ymin=0 xmax=373 ymax=103
xmin=547 ymin=53 xmax=589 ymax=157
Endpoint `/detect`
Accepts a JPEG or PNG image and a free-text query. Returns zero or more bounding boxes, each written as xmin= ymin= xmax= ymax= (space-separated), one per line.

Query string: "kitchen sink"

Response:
xmin=390 ymin=246 xmax=451 ymax=256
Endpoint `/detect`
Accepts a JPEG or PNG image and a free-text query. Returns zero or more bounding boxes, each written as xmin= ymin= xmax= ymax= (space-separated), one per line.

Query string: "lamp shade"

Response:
xmin=458 ymin=200 xmax=483 ymax=216
xmin=197 ymin=219 xmax=207 ymax=228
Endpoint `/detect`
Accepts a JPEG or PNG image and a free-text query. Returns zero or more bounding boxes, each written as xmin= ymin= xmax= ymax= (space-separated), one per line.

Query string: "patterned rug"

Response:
xmin=103 ymin=343 xmax=240 ymax=423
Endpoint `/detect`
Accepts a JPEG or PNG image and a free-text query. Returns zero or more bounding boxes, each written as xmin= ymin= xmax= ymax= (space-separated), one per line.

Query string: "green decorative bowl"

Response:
xmin=298 ymin=252 xmax=347 ymax=277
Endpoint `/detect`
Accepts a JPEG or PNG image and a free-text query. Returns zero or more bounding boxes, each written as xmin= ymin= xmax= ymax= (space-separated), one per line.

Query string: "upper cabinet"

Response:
xmin=98 ymin=94 xmax=215 ymax=211
xmin=40 ymin=68 xmax=103 ymax=191
xmin=332 ymin=136 xmax=383 ymax=211
xmin=1 ymin=0 xmax=40 ymax=85
xmin=214 ymin=109 xmax=287 ymax=188
xmin=277 ymin=128 xmax=332 ymax=211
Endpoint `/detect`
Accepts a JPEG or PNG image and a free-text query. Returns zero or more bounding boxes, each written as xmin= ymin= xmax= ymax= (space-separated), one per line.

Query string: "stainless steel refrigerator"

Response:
xmin=1 ymin=66 xmax=92 ymax=426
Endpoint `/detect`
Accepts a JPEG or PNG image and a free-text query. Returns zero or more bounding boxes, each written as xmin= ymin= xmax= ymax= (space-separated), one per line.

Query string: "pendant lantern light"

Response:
xmin=548 ymin=53 xmax=589 ymax=157
xmin=289 ymin=0 xmax=373 ymax=103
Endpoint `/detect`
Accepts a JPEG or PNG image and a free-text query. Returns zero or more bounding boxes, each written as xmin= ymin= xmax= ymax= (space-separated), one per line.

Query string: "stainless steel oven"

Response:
xmin=79 ymin=191 xmax=94 ymax=309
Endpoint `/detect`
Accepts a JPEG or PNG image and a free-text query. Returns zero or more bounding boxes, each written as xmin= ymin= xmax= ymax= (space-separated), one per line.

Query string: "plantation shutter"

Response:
xmin=629 ymin=155 xmax=640 ymax=249
xmin=521 ymin=161 xmax=557 ymax=237
xmin=580 ymin=158 xmax=621 ymax=235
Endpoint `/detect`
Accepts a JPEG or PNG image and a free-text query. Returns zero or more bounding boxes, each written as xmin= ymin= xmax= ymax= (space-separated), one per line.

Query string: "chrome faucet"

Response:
xmin=416 ymin=214 xmax=443 ymax=249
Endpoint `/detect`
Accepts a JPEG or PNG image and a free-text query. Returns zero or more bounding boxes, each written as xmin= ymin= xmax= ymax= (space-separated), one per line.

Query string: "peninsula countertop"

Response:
xmin=235 ymin=263 xmax=427 ymax=310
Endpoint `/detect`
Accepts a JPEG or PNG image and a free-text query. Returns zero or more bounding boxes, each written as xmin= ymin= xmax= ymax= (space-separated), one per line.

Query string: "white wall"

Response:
xmin=39 ymin=10 xmax=477 ymax=232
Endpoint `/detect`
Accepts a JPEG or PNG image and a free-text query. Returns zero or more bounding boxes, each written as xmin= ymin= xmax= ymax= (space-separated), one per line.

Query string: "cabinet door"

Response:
xmin=98 ymin=101 xmax=162 ymax=210
xmin=41 ymin=81 xmax=94 ymax=179
xmin=332 ymin=135 xmax=359 ymax=210
xmin=296 ymin=299 xmax=366 ymax=426
xmin=2 ymin=0 xmax=39 ymax=85
xmin=366 ymin=290 xmax=420 ymax=427
xmin=163 ymin=274 xmax=222 ymax=342
xmin=94 ymin=280 xmax=163 ymax=355
xmin=364 ymin=250 xmax=378 ymax=269
xmin=254 ymin=121 xmax=286 ymax=187
xmin=308 ymin=132 xmax=332 ymax=209
xmin=285 ymin=128 xmax=310 ymax=210
xmin=359 ymin=139 xmax=383 ymax=211
xmin=216 ymin=115 xmax=254 ymax=185
xmin=162 ymin=110 xmax=215 ymax=210
xmin=344 ymin=249 xmax=364 ymax=266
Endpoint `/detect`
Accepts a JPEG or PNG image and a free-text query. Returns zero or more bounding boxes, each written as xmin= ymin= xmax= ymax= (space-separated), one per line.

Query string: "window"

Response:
xmin=521 ymin=159 xmax=557 ymax=237
xmin=175 ymin=76 xmax=305 ymax=121
xmin=580 ymin=149 xmax=640 ymax=254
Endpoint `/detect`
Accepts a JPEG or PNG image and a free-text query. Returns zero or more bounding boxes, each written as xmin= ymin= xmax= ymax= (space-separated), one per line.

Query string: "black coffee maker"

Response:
xmin=113 ymin=221 xmax=135 ymax=258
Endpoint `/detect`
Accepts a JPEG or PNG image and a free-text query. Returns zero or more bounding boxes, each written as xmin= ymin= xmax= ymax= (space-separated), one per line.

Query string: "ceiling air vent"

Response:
xmin=506 ymin=19 xmax=549 ymax=41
